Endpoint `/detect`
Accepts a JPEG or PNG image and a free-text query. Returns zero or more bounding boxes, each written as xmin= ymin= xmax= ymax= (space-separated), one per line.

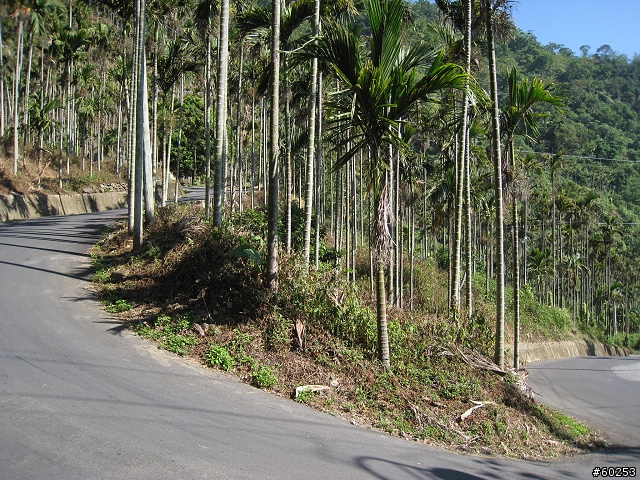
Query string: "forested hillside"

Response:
xmin=1 ymin=0 xmax=639 ymax=373
xmin=411 ymin=0 xmax=640 ymax=346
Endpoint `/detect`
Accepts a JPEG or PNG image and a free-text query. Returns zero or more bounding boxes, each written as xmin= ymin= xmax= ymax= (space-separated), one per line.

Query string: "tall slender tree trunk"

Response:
xmin=162 ymin=88 xmax=175 ymax=206
xmin=0 ymin=18 xmax=5 ymax=137
xmin=388 ymin=144 xmax=395 ymax=306
xmin=213 ymin=0 xmax=230 ymax=226
xmin=65 ymin=57 xmax=72 ymax=175
xmin=59 ymin=117 xmax=63 ymax=188
xmin=410 ymin=200 xmax=415 ymax=311
xmin=22 ymin=36 xmax=34 ymax=170
xmin=302 ymin=0 xmax=320 ymax=267
xmin=134 ymin=0 xmax=152 ymax=249
xmin=284 ymin=74 xmax=292 ymax=252
xmin=204 ymin=14 xmax=212 ymax=220
xmin=250 ymin=93 xmax=255 ymax=209
xmin=116 ymin=81 xmax=123 ymax=177
xmin=485 ymin=0 xmax=506 ymax=369
xmin=152 ymin=26 xmax=159 ymax=190
xmin=452 ymin=104 xmax=466 ymax=318
xmin=376 ymin=263 xmax=390 ymax=366
xmin=235 ymin=42 xmax=244 ymax=213
xmin=375 ymin=170 xmax=391 ymax=369
xmin=173 ymin=74 xmax=184 ymax=203
xmin=551 ymin=167 xmax=557 ymax=307
xmin=128 ymin=26 xmax=140 ymax=231
xmin=13 ymin=18 xmax=24 ymax=175
xmin=465 ymin=125 xmax=473 ymax=317
xmin=142 ymin=71 xmax=154 ymax=225
xmin=266 ymin=0 xmax=281 ymax=292
xmin=510 ymin=141 xmax=521 ymax=369
xmin=314 ymin=71 xmax=323 ymax=269
xmin=463 ymin=0 xmax=473 ymax=319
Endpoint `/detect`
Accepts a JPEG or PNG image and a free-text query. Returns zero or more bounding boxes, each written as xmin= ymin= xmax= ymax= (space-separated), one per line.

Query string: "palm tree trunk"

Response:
xmin=164 ymin=88 xmax=175 ymax=205
xmin=22 ymin=36 xmax=34 ymax=170
xmin=351 ymin=151 xmax=357 ymax=284
xmin=511 ymin=141 xmax=521 ymax=369
xmin=410 ymin=201 xmax=415 ymax=311
xmin=0 ymin=18 xmax=5 ymax=137
xmin=128 ymin=24 xmax=140 ymax=231
xmin=314 ymin=70 xmax=323 ymax=269
xmin=302 ymin=0 xmax=320 ymax=267
xmin=375 ymin=171 xmax=391 ymax=369
xmin=116 ymin=81 xmax=123 ymax=177
xmin=152 ymin=26 xmax=159 ymax=189
xmin=13 ymin=18 xmax=24 ymax=175
xmin=59 ymin=125 xmax=63 ymax=188
xmin=394 ymin=141 xmax=400 ymax=302
xmin=142 ymin=70 xmax=154 ymax=225
xmin=235 ymin=41 xmax=244 ymax=213
xmin=284 ymin=74 xmax=292 ymax=253
xmin=388 ymin=144 xmax=395 ymax=306
xmin=376 ymin=263 xmax=390 ymax=367
xmin=463 ymin=0 xmax=473 ymax=319
xmin=173 ymin=74 xmax=184 ymax=204
xmin=65 ymin=56 xmax=72 ymax=175
xmin=464 ymin=125 xmax=473 ymax=317
xmin=204 ymin=16 xmax=212 ymax=220
xmin=266 ymin=0 xmax=281 ymax=292
xmin=452 ymin=105 xmax=466 ymax=318
xmin=134 ymin=0 xmax=153 ymax=248
xmin=250 ymin=93 xmax=255 ymax=209
xmin=213 ymin=0 xmax=230 ymax=226
xmin=485 ymin=0 xmax=506 ymax=369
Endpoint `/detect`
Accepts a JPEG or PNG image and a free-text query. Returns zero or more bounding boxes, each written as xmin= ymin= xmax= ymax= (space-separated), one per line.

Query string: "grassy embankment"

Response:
xmin=89 ymin=201 xmax=618 ymax=459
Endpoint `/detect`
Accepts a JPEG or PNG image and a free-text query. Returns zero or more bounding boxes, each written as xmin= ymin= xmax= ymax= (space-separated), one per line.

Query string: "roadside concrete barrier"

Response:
xmin=0 ymin=192 xmax=128 ymax=221
xmin=60 ymin=194 xmax=87 ymax=215
xmin=512 ymin=339 xmax=629 ymax=365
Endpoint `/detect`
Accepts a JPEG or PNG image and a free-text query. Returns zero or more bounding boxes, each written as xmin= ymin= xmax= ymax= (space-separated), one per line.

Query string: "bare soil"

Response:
xmin=90 ymin=204 xmax=607 ymax=461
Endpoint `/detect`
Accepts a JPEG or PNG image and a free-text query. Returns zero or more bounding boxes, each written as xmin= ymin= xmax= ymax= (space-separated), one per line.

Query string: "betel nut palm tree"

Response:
xmin=305 ymin=0 xmax=470 ymax=368
xmin=501 ymin=68 xmax=564 ymax=369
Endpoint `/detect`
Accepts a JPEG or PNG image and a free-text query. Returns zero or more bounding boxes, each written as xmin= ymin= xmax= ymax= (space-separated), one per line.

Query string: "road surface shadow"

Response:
xmin=354 ymin=456 xmax=575 ymax=479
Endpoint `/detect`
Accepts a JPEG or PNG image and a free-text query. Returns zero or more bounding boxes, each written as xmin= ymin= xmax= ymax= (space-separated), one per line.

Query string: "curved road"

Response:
xmin=527 ymin=355 xmax=640 ymax=447
xmin=1 ymin=209 xmax=638 ymax=479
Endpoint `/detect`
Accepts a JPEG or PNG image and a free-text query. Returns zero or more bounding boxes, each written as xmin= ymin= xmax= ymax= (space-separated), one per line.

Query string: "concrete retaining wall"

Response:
xmin=515 ymin=340 xmax=628 ymax=364
xmin=0 ymin=192 xmax=128 ymax=221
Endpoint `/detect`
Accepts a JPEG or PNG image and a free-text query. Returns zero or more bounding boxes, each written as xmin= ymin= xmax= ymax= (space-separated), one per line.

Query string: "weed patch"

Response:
xmin=104 ymin=299 xmax=132 ymax=313
xmin=92 ymin=203 xmax=605 ymax=459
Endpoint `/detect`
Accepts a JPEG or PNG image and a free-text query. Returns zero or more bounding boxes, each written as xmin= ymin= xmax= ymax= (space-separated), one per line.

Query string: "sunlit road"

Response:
xmin=527 ymin=355 xmax=640 ymax=447
xmin=0 ymin=207 xmax=638 ymax=479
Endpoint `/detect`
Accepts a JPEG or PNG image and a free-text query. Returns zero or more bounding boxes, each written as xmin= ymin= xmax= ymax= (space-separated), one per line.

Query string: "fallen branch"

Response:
xmin=454 ymin=345 xmax=506 ymax=376
xmin=295 ymin=385 xmax=329 ymax=398
xmin=513 ymin=368 xmax=536 ymax=400
xmin=458 ymin=400 xmax=495 ymax=422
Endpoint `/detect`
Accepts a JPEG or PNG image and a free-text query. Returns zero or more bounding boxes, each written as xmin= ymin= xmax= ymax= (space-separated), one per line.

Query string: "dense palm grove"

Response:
xmin=2 ymin=0 xmax=639 ymax=370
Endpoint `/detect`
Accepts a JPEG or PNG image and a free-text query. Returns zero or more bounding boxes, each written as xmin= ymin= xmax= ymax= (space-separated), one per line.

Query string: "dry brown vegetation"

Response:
xmin=90 ymin=202 xmax=606 ymax=460
xmin=0 ymin=151 xmax=124 ymax=196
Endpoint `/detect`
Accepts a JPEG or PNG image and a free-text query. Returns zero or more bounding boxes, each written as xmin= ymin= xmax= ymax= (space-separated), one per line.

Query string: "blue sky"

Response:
xmin=511 ymin=0 xmax=640 ymax=59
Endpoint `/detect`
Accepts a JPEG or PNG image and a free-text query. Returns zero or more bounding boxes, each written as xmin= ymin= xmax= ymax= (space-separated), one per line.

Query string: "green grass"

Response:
xmin=133 ymin=313 xmax=197 ymax=356
xmin=206 ymin=345 xmax=235 ymax=371
xmin=249 ymin=364 xmax=277 ymax=388
xmin=104 ymin=299 xmax=132 ymax=313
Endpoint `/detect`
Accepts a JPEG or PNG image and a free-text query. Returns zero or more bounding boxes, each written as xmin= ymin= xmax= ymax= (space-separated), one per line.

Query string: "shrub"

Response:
xmin=250 ymin=364 xmax=277 ymax=388
xmin=105 ymin=299 xmax=132 ymax=313
xmin=206 ymin=345 xmax=235 ymax=371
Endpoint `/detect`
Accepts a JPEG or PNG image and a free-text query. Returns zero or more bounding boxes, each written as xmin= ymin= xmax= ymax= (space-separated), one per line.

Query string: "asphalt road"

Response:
xmin=527 ymin=355 xmax=640 ymax=447
xmin=1 ymin=208 xmax=638 ymax=479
